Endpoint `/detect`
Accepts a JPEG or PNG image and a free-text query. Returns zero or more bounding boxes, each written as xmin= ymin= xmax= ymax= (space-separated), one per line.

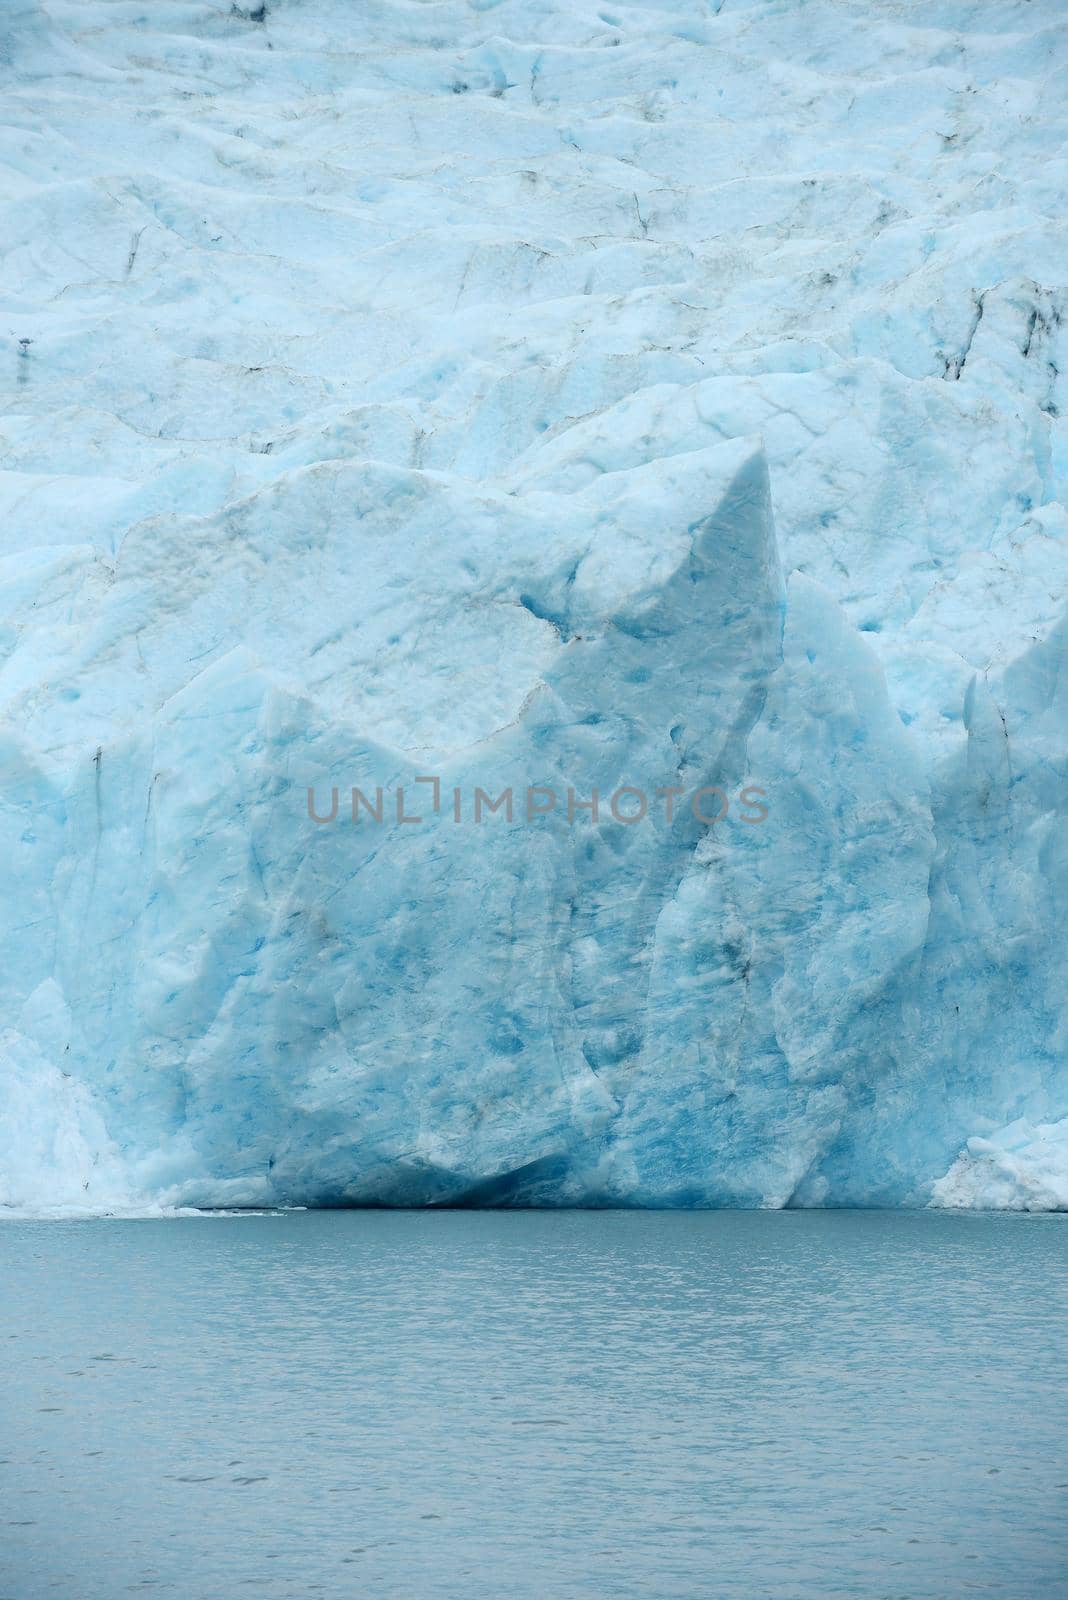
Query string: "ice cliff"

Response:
xmin=1 ymin=0 xmax=1065 ymax=1214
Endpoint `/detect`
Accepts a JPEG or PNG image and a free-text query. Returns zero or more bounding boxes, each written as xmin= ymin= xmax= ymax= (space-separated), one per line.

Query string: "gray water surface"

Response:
xmin=1 ymin=1209 xmax=1065 ymax=1599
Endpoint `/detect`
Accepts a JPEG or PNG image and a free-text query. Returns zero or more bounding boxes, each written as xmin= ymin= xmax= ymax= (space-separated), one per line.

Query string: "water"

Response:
xmin=0 ymin=1210 xmax=1065 ymax=1600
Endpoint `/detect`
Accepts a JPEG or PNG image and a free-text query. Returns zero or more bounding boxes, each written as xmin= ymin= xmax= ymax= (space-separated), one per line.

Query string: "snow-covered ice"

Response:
xmin=0 ymin=0 xmax=1065 ymax=1213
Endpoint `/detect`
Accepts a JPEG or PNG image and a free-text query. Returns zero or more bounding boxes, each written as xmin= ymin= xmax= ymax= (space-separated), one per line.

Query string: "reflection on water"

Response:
xmin=1 ymin=1209 xmax=1065 ymax=1599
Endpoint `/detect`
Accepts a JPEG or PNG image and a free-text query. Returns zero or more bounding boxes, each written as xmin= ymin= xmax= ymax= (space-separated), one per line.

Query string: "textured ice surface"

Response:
xmin=932 ymin=1118 xmax=1068 ymax=1212
xmin=0 ymin=0 xmax=1065 ymax=1213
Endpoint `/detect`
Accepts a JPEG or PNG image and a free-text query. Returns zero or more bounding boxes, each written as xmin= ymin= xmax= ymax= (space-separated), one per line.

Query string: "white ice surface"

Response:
xmin=1 ymin=0 xmax=1066 ymax=1212
xmin=931 ymin=1118 xmax=1068 ymax=1212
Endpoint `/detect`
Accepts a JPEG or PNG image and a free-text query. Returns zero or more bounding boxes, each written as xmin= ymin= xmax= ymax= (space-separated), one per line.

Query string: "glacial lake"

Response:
xmin=1 ymin=1209 xmax=1065 ymax=1599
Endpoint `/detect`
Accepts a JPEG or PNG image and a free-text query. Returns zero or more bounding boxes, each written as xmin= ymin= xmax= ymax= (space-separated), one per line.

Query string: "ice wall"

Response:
xmin=0 ymin=0 xmax=1065 ymax=1212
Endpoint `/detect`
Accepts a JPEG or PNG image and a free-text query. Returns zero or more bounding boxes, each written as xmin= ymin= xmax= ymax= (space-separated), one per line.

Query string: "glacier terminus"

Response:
xmin=0 ymin=0 xmax=1066 ymax=1214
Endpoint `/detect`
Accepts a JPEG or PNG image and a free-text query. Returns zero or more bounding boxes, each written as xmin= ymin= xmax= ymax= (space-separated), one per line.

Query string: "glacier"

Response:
xmin=0 ymin=0 xmax=1065 ymax=1214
